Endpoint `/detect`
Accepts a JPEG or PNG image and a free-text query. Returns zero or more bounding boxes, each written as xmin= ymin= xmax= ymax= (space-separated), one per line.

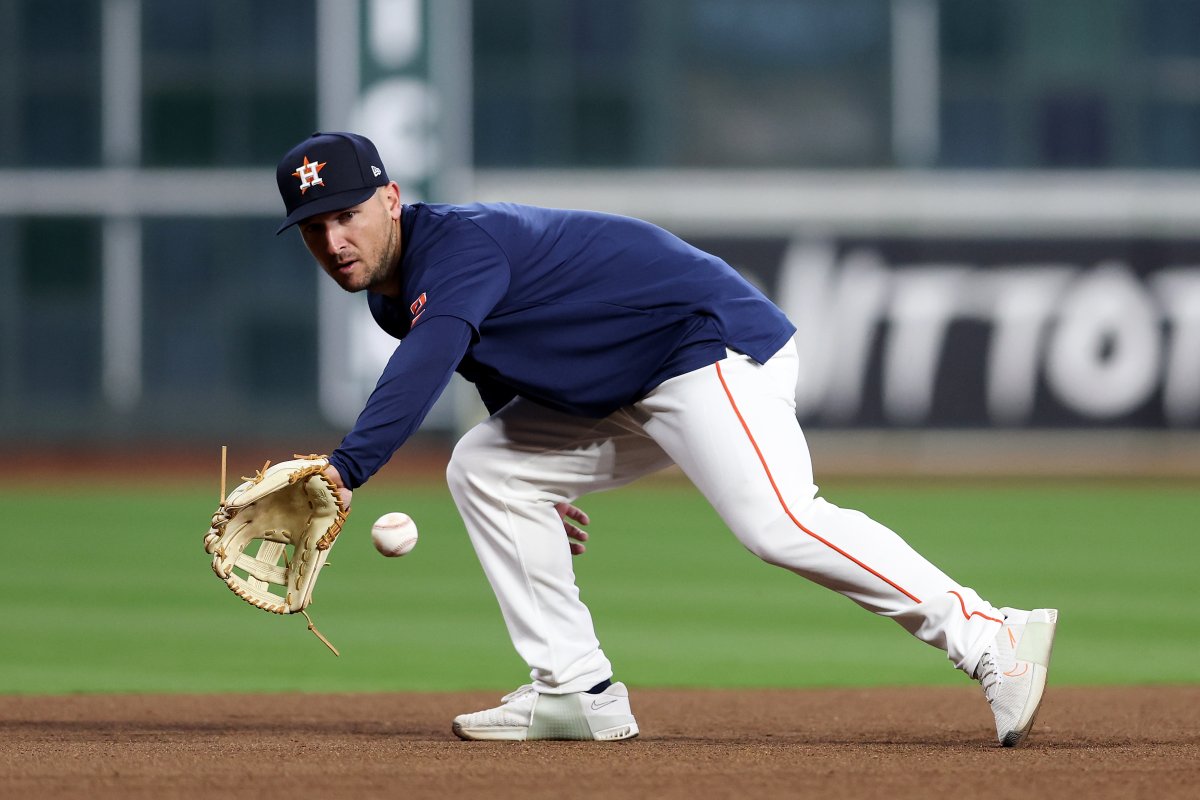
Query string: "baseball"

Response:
xmin=371 ymin=512 xmax=419 ymax=557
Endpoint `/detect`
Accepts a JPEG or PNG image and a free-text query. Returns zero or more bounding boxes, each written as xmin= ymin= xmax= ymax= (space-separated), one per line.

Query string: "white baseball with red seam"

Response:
xmin=371 ymin=512 xmax=418 ymax=557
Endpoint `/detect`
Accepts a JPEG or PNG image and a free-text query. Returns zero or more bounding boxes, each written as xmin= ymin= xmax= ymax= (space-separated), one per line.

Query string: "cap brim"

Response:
xmin=275 ymin=186 xmax=378 ymax=235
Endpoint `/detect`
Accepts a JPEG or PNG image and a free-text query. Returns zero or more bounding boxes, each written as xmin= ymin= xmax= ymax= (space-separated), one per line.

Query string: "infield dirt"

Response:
xmin=2 ymin=686 xmax=1196 ymax=799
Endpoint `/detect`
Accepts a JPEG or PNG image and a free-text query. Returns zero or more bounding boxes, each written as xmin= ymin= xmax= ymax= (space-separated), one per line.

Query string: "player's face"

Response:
xmin=299 ymin=184 xmax=403 ymax=296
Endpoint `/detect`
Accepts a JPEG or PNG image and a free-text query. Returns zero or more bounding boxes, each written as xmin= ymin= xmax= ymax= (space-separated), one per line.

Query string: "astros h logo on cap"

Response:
xmin=292 ymin=156 xmax=326 ymax=194
xmin=275 ymin=131 xmax=389 ymax=234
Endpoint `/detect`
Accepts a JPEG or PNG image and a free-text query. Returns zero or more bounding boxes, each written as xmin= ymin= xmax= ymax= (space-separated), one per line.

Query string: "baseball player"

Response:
xmin=275 ymin=131 xmax=1057 ymax=746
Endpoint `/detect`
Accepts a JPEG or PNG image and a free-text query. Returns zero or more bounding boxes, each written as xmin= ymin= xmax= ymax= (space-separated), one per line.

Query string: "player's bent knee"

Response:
xmin=445 ymin=429 xmax=498 ymax=500
xmin=723 ymin=497 xmax=824 ymax=566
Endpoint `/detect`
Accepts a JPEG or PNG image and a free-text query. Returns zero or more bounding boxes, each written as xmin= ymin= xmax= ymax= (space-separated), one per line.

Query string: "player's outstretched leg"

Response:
xmin=971 ymin=607 xmax=1058 ymax=746
xmin=634 ymin=342 xmax=1059 ymax=745
xmin=452 ymin=681 xmax=639 ymax=741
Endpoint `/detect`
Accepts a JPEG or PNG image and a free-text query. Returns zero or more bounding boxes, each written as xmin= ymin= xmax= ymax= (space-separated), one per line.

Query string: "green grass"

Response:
xmin=1 ymin=478 xmax=1196 ymax=695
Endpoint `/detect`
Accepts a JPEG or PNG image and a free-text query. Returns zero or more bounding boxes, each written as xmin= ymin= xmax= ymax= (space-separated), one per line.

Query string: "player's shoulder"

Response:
xmin=413 ymin=201 xmax=632 ymax=227
xmin=408 ymin=201 xmax=590 ymax=245
xmin=409 ymin=201 xmax=532 ymax=223
xmin=402 ymin=202 xmax=507 ymax=251
xmin=407 ymin=201 xmax=671 ymax=255
xmin=406 ymin=201 xmax=527 ymax=241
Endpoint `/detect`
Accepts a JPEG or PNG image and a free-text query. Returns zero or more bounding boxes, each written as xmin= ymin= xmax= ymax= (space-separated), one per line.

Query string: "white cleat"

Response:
xmin=451 ymin=682 xmax=640 ymax=741
xmin=973 ymin=607 xmax=1058 ymax=747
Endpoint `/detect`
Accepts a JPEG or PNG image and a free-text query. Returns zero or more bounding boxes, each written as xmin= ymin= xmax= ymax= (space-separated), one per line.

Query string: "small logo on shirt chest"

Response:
xmin=409 ymin=292 xmax=427 ymax=327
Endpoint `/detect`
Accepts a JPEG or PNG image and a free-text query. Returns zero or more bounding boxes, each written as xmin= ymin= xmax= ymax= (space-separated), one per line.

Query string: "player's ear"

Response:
xmin=383 ymin=182 xmax=402 ymax=220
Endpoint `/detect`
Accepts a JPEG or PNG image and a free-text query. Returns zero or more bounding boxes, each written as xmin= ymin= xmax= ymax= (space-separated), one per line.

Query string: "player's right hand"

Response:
xmin=555 ymin=502 xmax=590 ymax=556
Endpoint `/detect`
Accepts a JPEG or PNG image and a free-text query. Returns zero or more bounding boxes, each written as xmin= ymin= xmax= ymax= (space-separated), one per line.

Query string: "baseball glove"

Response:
xmin=204 ymin=455 xmax=349 ymax=654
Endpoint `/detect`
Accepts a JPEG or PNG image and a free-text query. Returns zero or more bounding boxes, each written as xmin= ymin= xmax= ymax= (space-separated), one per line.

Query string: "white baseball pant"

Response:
xmin=446 ymin=338 xmax=1004 ymax=694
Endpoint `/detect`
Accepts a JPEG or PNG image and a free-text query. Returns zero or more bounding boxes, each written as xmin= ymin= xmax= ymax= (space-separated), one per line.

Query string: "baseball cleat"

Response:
xmin=451 ymin=682 xmax=640 ymax=741
xmin=973 ymin=607 xmax=1058 ymax=747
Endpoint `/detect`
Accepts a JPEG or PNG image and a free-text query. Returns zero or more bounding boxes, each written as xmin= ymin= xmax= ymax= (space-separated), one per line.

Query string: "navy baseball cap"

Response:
xmin=275 ymin=131 xmax=390 ymax=234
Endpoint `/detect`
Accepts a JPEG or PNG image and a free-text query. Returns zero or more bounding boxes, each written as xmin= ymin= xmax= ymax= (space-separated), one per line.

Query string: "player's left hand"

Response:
xmin=323 ymin=464 xmax=353 ymax=511
xmin=555 ymin=502 xmax=590 ymax=556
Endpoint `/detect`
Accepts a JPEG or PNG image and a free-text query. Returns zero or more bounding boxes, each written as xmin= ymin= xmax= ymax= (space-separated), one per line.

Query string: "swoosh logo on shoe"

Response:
xmin=1003 ymin=662 xmax=1029 ymax=678
xmin=590 ymin=697 xmax=620 ymax=711
xmin=1007 ymin=627 xmax=1018 ymax=648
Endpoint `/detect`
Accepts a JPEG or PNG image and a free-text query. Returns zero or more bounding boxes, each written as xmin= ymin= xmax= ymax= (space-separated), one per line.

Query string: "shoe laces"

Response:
xmin=974 ymin=648 xmax=1000 ymax=704
xmin=501 ymin=684 xmax=537 ymax=705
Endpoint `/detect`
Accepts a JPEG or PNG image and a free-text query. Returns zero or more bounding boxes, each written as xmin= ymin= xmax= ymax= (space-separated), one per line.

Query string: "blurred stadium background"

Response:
xmin=3 ymin=0 xmax=1200 ymax=477
xmin=3 ymin=0 xmax=1200 ymax=702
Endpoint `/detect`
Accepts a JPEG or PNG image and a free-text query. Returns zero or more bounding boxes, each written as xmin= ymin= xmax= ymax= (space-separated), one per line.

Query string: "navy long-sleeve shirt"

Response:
xmin=328 ymin=202 xmax=794 ymax=489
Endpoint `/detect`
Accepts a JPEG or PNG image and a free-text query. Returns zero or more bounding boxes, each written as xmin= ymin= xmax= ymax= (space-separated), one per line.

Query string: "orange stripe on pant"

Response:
xmin=714 ymin=360 xmax=1005 ymax=625
xmin=714 ymin=360 xmax=923 ymax=605
xmin=949 ymin=589 xmax=1004 ymax=625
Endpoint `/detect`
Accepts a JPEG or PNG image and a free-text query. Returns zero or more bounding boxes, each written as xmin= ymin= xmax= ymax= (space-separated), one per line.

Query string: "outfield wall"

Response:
xmin=471 ymin=171 xmax=1200 ymax=433
xmin=4 ymin=171 xmax=1200 ymax=480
